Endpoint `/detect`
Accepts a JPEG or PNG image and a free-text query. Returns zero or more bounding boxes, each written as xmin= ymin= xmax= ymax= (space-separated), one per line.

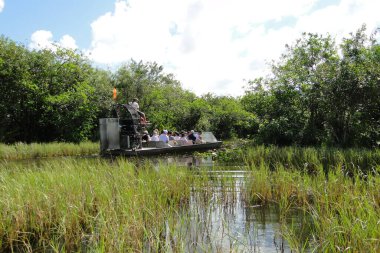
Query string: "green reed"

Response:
xmin=245 ymin=148 xmax=380 ymax=252
xmin=218 ymin=145 xmax=380 ymax=175
xmin=2 ymin=143 xmax=380 ymax=252
xmin=0 ymin=142 xmax=99 ymax=160
xmin=0 ymin=158 xmax=197 ymax=252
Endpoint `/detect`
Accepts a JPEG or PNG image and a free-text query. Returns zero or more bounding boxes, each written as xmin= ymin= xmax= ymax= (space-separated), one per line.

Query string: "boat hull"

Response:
xmin=101 ymin=141 xmax=223 ymax=156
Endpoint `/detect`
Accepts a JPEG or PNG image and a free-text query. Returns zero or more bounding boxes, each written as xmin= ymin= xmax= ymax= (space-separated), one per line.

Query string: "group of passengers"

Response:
xmin=129 ymin=98 xmax=204 ymax=145
xmin=142 ymin=129 xmax=204 ymax=145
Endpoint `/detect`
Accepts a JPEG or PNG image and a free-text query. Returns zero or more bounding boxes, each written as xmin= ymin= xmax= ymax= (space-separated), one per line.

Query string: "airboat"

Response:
xmin=99 ymin=104 xmax=222 ymax=156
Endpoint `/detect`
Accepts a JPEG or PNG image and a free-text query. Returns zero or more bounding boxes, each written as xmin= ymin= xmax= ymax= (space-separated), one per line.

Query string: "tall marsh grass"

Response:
xmin=219 ymin=145 xmax=380 ymax=175
xmin=244 ymin=147 xmax=380 ymax=252
xmin=2 ymin=144 xmax=380 ymax=252
xmin=0 ymin=158 xmax=196 ymax=252
xmin=0 ymin=142 xmax=99 ymax=160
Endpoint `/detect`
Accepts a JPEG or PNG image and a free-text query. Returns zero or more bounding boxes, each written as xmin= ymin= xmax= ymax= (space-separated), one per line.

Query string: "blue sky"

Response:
xmin=0 ymin=0 xmax=115 ymax=48
xmin=0 ymin=0 xmax=379 ymax=96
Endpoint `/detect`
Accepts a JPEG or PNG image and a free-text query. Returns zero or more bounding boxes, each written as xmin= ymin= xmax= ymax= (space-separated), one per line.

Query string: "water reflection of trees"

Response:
xmin=153 ymin=170 xmax=305 ymax=252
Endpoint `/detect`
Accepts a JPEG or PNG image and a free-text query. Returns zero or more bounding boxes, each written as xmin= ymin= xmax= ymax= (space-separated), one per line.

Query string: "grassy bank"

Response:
xmin=217 ymin=144 xmax=380 ymax=174
xmin=0 ymin=158 xmax=199 ymax=252
xmin=0 ymin=142 xmax=99 ymax=160
xmin=244 ymin=147 xmax=380 ymax=252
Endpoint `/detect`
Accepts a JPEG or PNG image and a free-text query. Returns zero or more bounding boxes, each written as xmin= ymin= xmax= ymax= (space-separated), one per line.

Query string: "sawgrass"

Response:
xmin=0 ymin=141 xmax=99 ymax=160
xmin=229 ymin=145 xmax=380 ymax=175
xmin=0 ymin=158 xmax=197 ymax=252
xmin=245 ymin=148 xmax=380 ymax=252
xmin=1 ymin=144 xmax=379 ymax=252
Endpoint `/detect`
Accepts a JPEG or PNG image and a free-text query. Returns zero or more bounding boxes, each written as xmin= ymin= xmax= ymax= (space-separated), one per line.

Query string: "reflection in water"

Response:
xmin=154 ymin=169 xmax=308 ymax=253
xmin=145 ymin=154 xmax=215 ymax=168
xmin=124 ymin=155 xmax=310 ymax=252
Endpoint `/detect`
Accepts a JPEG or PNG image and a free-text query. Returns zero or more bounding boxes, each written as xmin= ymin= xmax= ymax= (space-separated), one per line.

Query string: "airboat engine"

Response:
xmin=99 ymin=104 xmax=145 ymax=152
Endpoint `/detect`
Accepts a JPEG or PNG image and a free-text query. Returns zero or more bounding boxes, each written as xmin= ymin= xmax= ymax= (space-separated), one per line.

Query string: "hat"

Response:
xmin=163 ymin=129 xmax=168 ymax=134
xmin=191 ymin=130 xmax=194 ymax=133
xmin=132 ymin=98 xmax=139 ymax=102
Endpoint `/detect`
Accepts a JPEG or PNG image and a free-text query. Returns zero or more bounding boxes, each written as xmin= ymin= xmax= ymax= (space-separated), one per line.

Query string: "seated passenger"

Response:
xmin=168 ymin=131 xmax=175 ymax=141
xmin=159 ymin=130 xmax=169 ymax=143
xmin=173 ymin=131 xmax=180 ymax=140
xmin=188 ymin=130 xmax=197 ymax=144
xmin=195 ymin=131 xmax=204 ymax=144
xmin=142 ymin=130 xmax=151 ymax=142
xmin=179 ymin=132 xmax=192 ymax=145
xmin=179 ymin=132 xmax=187 ymax=141
xmin=151 ymin=129 xmax=159 ymax=141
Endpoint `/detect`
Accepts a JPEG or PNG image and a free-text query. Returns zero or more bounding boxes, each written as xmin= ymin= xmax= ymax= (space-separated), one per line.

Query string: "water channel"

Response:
xmin=140 ymin=154 xmax=311 ymax=252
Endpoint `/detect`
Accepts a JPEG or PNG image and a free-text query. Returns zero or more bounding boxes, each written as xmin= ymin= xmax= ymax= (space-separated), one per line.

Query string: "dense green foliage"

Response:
xmin=0 ymin=36 xmax=112 ymax=142
xmin=0 ymin=38 xmax=253 ymax=142
xmin=110 ymin=60 xmax=255 ymax=138
xmin=241 ymin=25 xmax=380 ymax=147
xmin=1 ymin=25 xmax=379 ymax=146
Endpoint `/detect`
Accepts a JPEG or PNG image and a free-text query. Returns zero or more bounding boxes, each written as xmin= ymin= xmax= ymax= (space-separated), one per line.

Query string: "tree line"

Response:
xmin=242 ymin=25 xmax=379 ymax=147
xmin=0 ymin=25 xmax=379 ymax=147
xmin=0 ymin=36 xmax=254 ymax=143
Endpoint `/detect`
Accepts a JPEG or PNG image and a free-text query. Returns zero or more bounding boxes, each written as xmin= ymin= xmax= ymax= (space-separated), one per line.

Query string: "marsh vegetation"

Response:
xmin=0 ymin=142 xmax=99 ymax=160
xmin=0 ymin=144 xmax=379 ymax=252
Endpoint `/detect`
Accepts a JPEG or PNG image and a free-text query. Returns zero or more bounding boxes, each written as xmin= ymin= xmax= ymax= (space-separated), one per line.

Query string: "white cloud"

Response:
xmin=0 ymin=0 xmax=4 ymax=12
xmin=295 ymin=0 xmax=380 ymax=39
xmin=29 ymin=30 xmax=55 ymax=50
xmin=29 ymin=30 xmax=78 ymax=50
xmin=59 ymin=35 xmax=78 ymax=50
xmin=87 ymin=0 xmax=380 ymax=97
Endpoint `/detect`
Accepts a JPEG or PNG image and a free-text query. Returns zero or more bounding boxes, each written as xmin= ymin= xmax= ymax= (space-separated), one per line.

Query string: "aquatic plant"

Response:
xmin=0 ymin=158 xmax=194 ymax=252
xmin=245 ymin=155 xmax=380 ymax=252
xmin=216 ymin=145 xmax=380 ymax=175
xmin=0 ymin=141 xmax=99 ymax=160
xmin=1 ymin=144 xmax=379 ymax=252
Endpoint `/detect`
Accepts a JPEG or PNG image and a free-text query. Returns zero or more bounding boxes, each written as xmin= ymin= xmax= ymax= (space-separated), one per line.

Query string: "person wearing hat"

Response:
xmin=130 ymin=98 xmax=147 ymax=124
xmin=159 ymin=130 xmax=169 ymax=143
xmin=151 ymin=129 xmax=159 ymax=141
xmin=131 ymin=98 xmax=140 ymax=110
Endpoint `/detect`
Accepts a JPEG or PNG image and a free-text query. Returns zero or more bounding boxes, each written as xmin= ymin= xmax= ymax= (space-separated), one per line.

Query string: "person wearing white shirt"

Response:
xmin=159 ymin=130 xmax=169 ymax=143
xmin=151 ymin=129 xmax=159 ymax=141
xmin=130 ymin=98 xmax=146 ymax=123
xmin=173 ymin=131 xmax=181 ymax=140
xmin=131 ymin=100 xmax=139 ymax=110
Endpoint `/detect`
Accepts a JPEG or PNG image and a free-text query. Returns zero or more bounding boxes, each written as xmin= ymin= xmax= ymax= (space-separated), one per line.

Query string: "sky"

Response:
xmin=0 ymin=0 xmax=379 ymax=97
